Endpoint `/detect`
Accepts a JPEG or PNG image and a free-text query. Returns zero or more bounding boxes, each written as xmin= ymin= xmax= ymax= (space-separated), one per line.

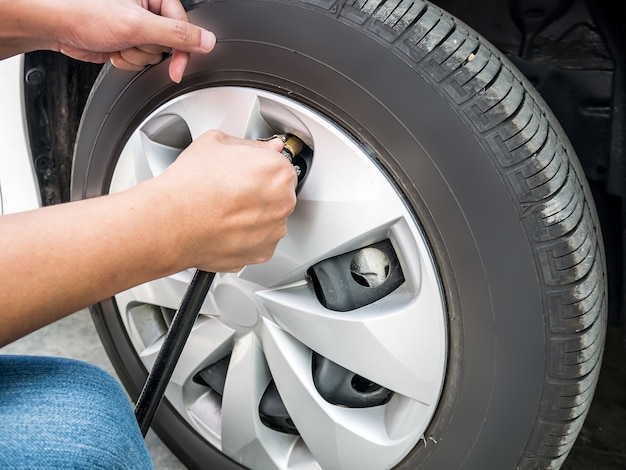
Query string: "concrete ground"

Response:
xmin=1 ymin=310 xmax=625 ymax=469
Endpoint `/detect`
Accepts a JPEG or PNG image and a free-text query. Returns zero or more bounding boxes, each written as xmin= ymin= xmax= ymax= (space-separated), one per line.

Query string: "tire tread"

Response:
xmin=323 ymin=0 xmax=607 ymax=467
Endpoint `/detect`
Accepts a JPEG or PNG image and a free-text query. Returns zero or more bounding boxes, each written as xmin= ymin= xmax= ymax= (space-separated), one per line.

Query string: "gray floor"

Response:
xmin=0 ymin=309 xmax=186 ymax=469
xmin=2 ymin=310 xmax=625 ymax=469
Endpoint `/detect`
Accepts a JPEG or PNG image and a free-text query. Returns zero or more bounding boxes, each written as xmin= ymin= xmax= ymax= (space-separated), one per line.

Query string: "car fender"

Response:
xmin=0 ymin=54 xmax=41 ymax=215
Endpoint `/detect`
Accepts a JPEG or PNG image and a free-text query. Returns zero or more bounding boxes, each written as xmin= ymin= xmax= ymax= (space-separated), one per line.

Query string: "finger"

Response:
xmin=168 ymin=50 xmax=189 ymax=83
xmin=158 ymin=0 xmax=190 ymax=22
xmin=137 ymin=44 xmax=171 ymax=55
xmin=291 ymin=165 xmax=299 ymax=189
xmin=119 ymin=47 xmax=164 ymax=67
xmin=58 ymin=46 xmax=109 ymax=64
xmin=194 ymin=130 xmax=282 ymax=150
xmin=145 ymin=0 xmax=165 ymax=15
xmin=108 ymin=52 xmax=146 ymax=71
xmin=132 ymin=0 xmax=215 ymax=81
xmin=259 ymin=137 xmax=286 ymax=153
xmin=223 ymin=133 xmax=287 ymax=153
xmin=137 ymin=12 xmax=216 ymax=55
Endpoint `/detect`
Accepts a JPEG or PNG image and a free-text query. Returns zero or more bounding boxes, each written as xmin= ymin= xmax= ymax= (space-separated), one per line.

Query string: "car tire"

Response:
xmin=72 ymin=0 xmax=607 ymax=468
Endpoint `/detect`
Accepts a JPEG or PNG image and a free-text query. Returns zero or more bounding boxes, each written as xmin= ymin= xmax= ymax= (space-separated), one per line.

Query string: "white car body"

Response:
xmin=0 ymin=55 xmax=41 ymax=216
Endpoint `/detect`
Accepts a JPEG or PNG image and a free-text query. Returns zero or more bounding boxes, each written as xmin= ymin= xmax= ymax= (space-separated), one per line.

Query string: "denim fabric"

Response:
xmin=0 ymin=355 xmax=153 ymax=469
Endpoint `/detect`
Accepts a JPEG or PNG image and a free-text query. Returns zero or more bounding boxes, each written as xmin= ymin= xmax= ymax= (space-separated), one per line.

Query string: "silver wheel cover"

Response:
xmin=110 ymin=87 xmax=447 ymax=470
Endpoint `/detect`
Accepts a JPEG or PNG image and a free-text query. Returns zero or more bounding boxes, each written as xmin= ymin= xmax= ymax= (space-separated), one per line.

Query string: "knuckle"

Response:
xmin=251 ymin=251 xmax=271 ymax=265
xmin=277 ymin=224 xmax=288 ymax=239
xmin=274 ymin=161 xmax=297 ymax=184
xmin=200 ymin=129 xmax=226 ymax=144
xmin=172 ymin=21 xmax=194 ymax=44
xmin=281 ymin=201 xmax=295 ymax=219
xmin=209 ymin=129 xmax=226 ymax=140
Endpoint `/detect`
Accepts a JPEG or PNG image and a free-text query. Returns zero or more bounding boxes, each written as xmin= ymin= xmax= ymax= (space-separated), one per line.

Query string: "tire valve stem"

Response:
xmin=264 ymin=133 xmax=304 ymax=176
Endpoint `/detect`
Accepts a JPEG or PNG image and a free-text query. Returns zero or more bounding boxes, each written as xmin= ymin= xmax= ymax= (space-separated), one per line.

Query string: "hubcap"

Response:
xmin=110 ymin=87 xmax=447 ymax=470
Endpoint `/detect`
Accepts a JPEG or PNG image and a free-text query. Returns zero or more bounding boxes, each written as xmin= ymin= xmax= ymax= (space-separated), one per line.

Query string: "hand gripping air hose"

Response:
xmin=134 ymin=134 xmax=304 ymax=436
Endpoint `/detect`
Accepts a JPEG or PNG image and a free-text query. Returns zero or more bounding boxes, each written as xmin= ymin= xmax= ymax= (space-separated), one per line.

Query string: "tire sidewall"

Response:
xmin=74 ymin=2 xmax=547 ymax=468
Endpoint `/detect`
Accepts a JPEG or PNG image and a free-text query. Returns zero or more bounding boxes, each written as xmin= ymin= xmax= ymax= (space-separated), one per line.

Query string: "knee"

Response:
xmin=53 ymin=359 xmax=153 ymax=469
xmin=0 ymin=356 xmax=152 ymax=469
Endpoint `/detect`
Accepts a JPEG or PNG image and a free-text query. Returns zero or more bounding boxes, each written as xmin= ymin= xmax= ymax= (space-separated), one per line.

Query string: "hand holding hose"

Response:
xmin=135 ymin=132 xmax=303 ymax=435
xmin=149 ymin=130 xmax=298 ymax=273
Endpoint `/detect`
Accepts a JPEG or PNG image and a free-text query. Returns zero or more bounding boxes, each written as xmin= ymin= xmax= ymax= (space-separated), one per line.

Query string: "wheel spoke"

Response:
xmin=261 ymin=321 xmax=428 ymax=470
xmin=164 ymin=88 xmax=273 ymax=140
xmin=168 ymin=318 xmax=236 ymax=389
xmin=110 ymin=131 xmax=150 ymax=192
xmin=129 ymin=315 xmax=235 ymax=418
xmin=129 ymin=313 xmax=229 ymax=369
xmin=257 ymin=279 xmax=445 ymax=404
xmin=220 ymin=334 xmax=293 ymax=469
xmin=110 ymin=118 xmax=188 ymax=194
xmin=137 ymin=132 xmax=181 ymax=178
xmin=163 ymin=317 xmax=236 ymax=412
xmin=241 ymin=200 xmax=406 ymax=287
xmin=119 ymin=271 xmax=212 ymax=313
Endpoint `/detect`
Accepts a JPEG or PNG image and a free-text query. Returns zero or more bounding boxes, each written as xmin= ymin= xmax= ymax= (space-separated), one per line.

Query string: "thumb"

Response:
xmin=140 ymin=14 xmax=216 ymax=54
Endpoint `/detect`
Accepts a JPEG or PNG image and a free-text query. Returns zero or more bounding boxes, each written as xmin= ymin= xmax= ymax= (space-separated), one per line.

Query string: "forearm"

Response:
xmin=0 ymin=182 xmax=182 ymax=346
xmin=0 ymin=0 xmax=58 ymax=59
xmin=0 ymin=133 xmax=295 ymax=347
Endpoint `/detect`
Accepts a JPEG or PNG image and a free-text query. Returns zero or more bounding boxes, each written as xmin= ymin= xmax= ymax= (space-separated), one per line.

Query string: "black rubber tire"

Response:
xmin=72 ymin=1 xmax=607 ymax=468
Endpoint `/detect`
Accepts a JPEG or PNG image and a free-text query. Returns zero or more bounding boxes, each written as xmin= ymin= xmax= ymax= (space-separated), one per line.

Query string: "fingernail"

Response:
xmin=200 ymin=30 xmax=216 ymax=52
xmin=170 ymin=72 xmax=182 ymax=84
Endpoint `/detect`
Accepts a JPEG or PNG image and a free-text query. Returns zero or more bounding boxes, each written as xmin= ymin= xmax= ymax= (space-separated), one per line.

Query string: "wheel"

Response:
xmin=71 ymin=1 xmax=607 ymax=468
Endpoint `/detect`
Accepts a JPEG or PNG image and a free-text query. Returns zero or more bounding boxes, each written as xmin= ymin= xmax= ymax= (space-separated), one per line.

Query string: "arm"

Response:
xmin=0 ymin=0 xmax=216 ymax=82
xmin=0 ymin=133 xmax=297 ymax=347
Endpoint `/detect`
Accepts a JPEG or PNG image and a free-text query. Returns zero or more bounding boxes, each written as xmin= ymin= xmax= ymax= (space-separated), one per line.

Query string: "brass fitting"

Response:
xmin=280 ymin=134 xmax=304 ymax=163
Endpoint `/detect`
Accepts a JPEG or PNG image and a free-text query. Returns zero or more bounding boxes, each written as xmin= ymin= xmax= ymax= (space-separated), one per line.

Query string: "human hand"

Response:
xmin=148 ymin=131 xmax=298 ymax=272
xmin=54 ymin=0 xmax=215 ymax=82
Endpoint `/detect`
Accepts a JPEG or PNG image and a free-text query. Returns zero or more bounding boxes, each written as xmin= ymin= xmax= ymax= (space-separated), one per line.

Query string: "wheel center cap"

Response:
xmin=213 ymin=283 xmax=259 ymax=327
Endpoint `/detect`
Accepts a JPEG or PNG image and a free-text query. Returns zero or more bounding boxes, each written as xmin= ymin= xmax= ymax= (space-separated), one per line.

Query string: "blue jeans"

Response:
xmin=0 ymin=355 xmax=153 ymax=469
